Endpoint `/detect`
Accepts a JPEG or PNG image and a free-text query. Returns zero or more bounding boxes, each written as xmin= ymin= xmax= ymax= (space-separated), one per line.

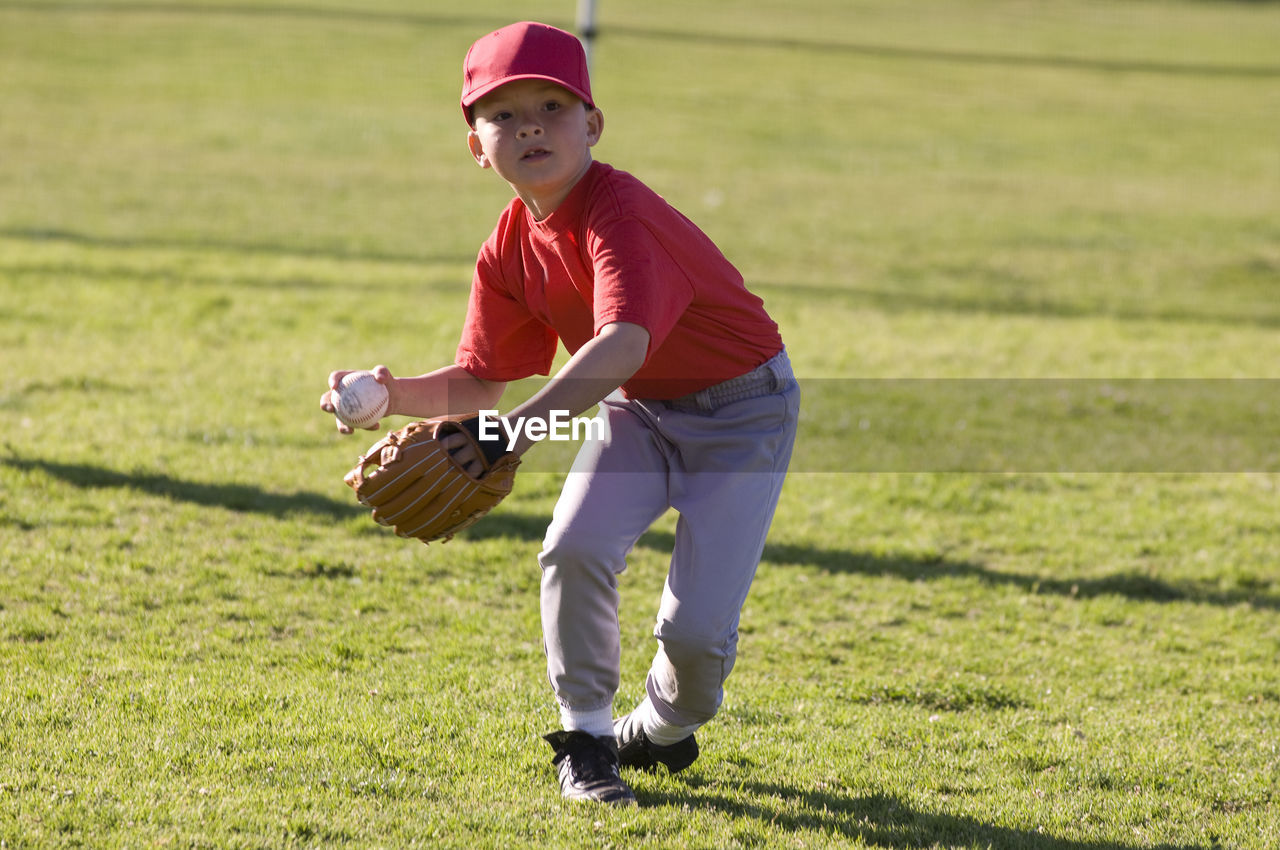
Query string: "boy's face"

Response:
xmin=467 ymin=79 xmax=603 ymax=217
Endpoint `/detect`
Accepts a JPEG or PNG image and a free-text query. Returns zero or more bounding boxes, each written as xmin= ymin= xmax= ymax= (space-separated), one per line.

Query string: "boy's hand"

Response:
xmin=440 ymin=429 xmax=483 ymax=476
xmin=442 ymin=415 xmax=512 ymax=477
xmin=321 ymin=365 xmax=396 ymax=434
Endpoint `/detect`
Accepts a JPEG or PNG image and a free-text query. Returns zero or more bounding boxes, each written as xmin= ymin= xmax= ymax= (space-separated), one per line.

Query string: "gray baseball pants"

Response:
xmin=538 ymin=349 xmax=799 ymax=728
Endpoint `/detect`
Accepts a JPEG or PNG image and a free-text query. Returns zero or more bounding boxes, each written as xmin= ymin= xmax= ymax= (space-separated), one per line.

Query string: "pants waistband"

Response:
xmin=664 ymin=349 xmax=793 ymax=414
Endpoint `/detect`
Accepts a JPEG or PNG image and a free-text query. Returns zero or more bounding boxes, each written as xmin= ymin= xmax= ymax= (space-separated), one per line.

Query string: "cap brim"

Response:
xmin=461 ymin=74 xmax=594 ymax=111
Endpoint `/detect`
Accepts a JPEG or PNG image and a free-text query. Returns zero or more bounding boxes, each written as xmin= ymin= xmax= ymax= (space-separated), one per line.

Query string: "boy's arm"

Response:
xmin=387 ymin=364 xmax=507 ymax=420
xmin=322 ymin=363 xmax=506 ymax=435
xmin=501 ymin=321 xmax=649 ymax=456
xmin=438 ymin=321 xmax=648 ymax=471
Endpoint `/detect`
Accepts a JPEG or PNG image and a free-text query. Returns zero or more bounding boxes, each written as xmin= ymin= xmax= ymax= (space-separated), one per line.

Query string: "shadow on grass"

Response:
xmin=0 ymin=2 xmax=509 ymax=34
xmin=753 ymin=279 xmax=1280 ymax=331
xmin=8 ymin=228 xmax=1275 ymax=328
xmin=641 ymin=781 xmax=1208 ymax=850
xmin=1 ymin=456 xmax=360 ymax=521
xmin=469 ymin=511 xmax=1280 ymax=611
xmin=0 ymin=227 xmax=475 ymax=272
xmin=10 ymin=460 xmax=1273 ymax=613
xmin=4 ymin=2 xmax=1277 ymax=79
xmin=617 ymin=23 xmax=1280 ymax=79
xmin=466 ymin=508 xmax=558 ymax=545
xmin=755 ymin=538 xmax=1280 ymax=611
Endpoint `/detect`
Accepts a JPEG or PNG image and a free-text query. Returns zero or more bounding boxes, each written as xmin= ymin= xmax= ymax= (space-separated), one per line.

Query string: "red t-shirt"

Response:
xmin=455 ymin=161 xmax=782 ymax=399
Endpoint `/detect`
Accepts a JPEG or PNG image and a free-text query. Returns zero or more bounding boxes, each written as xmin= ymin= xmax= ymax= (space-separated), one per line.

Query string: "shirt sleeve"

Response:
xmin=586 ymin=215 xmax=695 ymax=357
xmin=454 ymin=243 xmax=558 ymax=381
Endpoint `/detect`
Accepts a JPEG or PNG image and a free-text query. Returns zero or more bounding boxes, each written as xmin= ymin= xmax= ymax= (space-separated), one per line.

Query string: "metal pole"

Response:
xmin=576 ymin=0 xmax=598 ymax=71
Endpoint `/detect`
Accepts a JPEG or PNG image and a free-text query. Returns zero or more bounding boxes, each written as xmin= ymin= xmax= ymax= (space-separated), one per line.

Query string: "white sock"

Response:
xmin=560 ymin=705 xmax=614 ymax=739
xmin=635 ymin=696 xmax=700 ymax=746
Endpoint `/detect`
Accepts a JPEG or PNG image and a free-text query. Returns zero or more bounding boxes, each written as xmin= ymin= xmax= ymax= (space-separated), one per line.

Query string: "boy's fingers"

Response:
xmin=328 ymin=370 xmax=351 ymax=391
xmin=440 ymin=432 xmax=485 ymax=475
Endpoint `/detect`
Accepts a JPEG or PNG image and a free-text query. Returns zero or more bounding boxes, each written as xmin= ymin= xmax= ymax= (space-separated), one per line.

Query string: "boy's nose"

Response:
xmin=518 ymin=123 xmax=543 ymax=139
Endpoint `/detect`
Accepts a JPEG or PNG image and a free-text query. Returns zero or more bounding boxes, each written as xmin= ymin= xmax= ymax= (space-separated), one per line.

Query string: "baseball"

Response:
xmin=334 ymin=370 xmax=389 ymax=430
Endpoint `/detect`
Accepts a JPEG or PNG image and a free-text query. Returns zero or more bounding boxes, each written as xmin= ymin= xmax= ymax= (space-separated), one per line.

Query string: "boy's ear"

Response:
xmin=467 ymin=131 xmax=490 ymax=168
xmin=586 ymin=107 xmax=604 ymax=148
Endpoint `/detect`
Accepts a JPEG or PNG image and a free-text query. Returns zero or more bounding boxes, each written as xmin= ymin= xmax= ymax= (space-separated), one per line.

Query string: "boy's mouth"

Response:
xmin=522 ymin=147 xmax=551 ymax=161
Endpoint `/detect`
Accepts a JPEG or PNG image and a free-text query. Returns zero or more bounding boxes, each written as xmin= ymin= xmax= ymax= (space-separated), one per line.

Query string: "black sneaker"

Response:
xmin=543 ymin=731 xmax=637 ymax=806
xmin=613 ymin=711 xmax=699 ymax=774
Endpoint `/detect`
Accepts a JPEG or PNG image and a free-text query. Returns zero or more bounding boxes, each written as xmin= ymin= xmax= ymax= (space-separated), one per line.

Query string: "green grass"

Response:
xmin=2 ymin=0 xmax=1279 ymax=847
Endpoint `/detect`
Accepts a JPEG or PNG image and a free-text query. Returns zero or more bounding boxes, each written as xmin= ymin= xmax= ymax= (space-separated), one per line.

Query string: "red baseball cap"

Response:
xmin=461 ymin=22 xmax=593 ymax=124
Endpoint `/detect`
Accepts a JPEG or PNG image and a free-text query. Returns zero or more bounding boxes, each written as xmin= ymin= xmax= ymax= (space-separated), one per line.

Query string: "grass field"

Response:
xmin=2 ymin=0 xmax=1279 ymax=847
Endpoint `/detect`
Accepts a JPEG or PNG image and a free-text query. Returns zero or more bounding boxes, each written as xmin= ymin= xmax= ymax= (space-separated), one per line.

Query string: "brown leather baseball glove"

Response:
xmin=344 ymin=417 xmax=519 ymax=543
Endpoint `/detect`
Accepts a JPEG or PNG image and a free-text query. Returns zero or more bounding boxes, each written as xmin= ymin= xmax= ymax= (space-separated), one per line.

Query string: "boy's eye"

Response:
xmin=544 ymin=101 xmax=561 ymax=112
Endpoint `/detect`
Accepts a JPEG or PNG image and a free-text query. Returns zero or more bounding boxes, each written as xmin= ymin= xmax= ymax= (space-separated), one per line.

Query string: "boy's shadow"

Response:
xmin=639 ymin=780 xmax=1206 ymax=850
xmin=476 ymin=512 xmax=1279 ymax=610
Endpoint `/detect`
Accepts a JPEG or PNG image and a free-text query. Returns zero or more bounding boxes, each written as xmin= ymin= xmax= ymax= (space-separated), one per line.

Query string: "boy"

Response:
xmin=321 ymin=21 xmax=799 ymax=806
